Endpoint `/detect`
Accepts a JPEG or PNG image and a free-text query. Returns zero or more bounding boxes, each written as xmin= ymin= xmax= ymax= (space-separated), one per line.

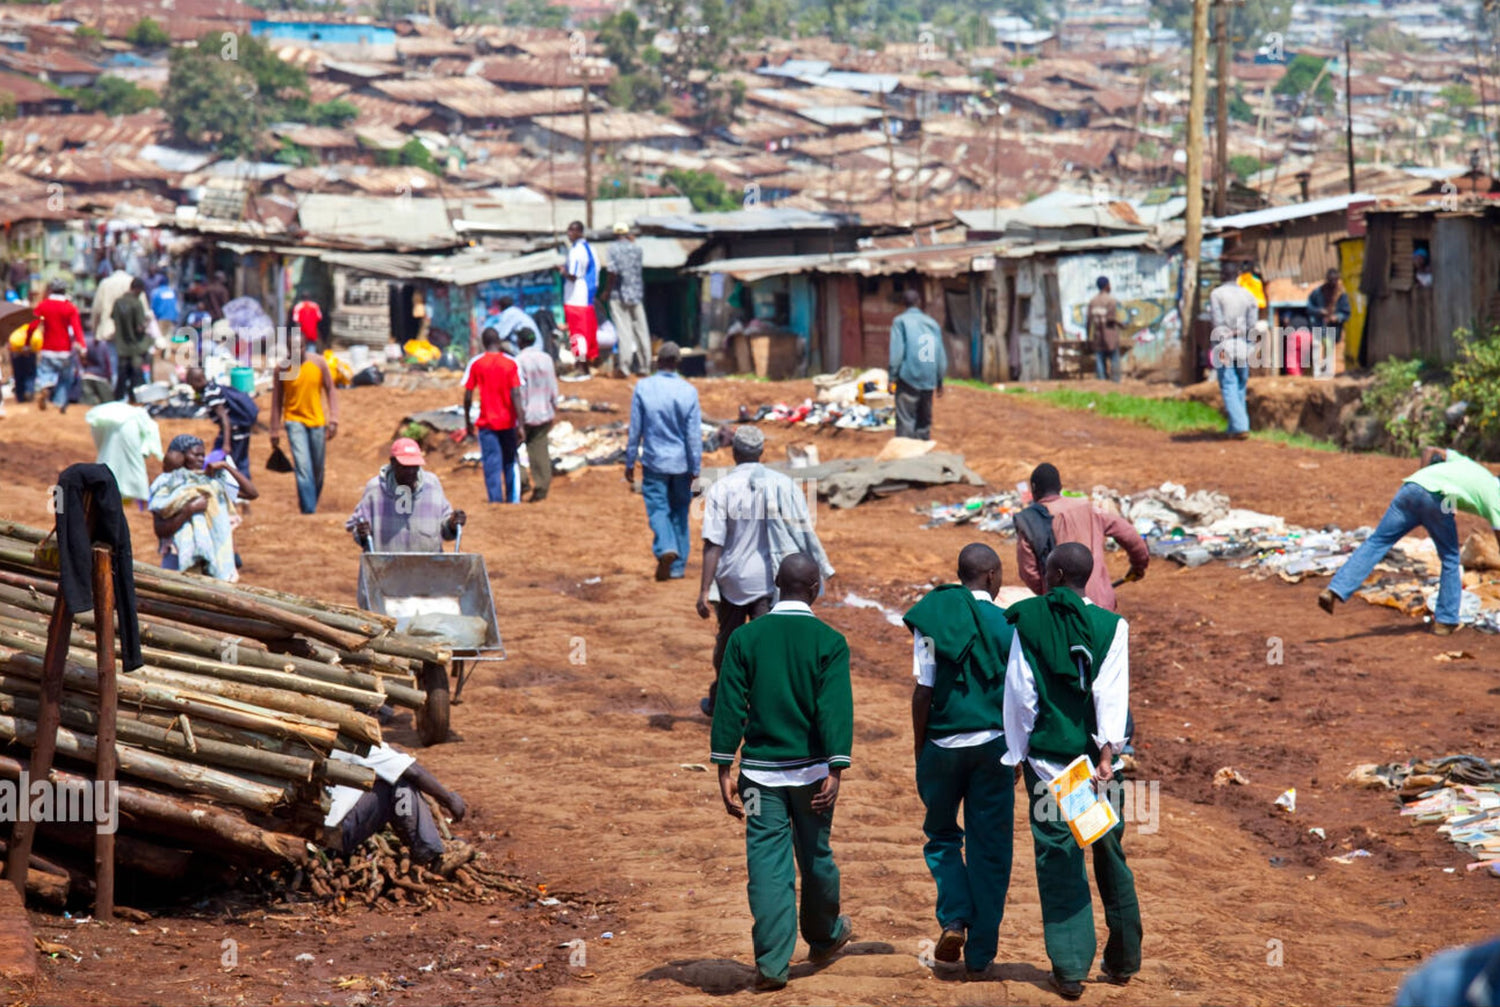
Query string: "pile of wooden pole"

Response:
xmin=0 ymin=521 xmax=449 ymax=907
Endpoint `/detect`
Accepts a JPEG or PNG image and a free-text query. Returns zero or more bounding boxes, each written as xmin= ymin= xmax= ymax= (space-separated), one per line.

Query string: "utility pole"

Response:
xmin=1214 ymin=0 xmax=1230 ymax=217
xmin=582 ymin=82 xmax=594 ymax=230
xmin=1344 ymin=38 xmax=1356 ymax=194
xmin=1474 ymin=32 xmax=1494 ymax=176
xmin=885 ymin=114 xmax=900 ymax=223
xmin=1182 ymin=0 xmax=1210 ymax=331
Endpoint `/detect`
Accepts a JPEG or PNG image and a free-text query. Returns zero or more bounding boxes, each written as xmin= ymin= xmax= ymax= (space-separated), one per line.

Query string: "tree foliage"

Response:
xmin=661 ymin=168 xmax=739 ymax=211
xmin=73 ymin=75 xmax=158 ymax=116
xmin=1274 ymin=54 xmax=1334 ymax=105
xmin=164 ymin=32 xmax=323 ymax=156
xmin=125 ymin=17 xmax=171 ymax=49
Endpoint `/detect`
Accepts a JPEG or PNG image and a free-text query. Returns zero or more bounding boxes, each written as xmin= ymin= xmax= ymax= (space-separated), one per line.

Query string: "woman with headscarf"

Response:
xmin=148 ymin=434 xmax=257 ymax=579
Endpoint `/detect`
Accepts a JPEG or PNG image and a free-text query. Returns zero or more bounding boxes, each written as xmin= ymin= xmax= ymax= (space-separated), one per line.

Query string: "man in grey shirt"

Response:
xmin=604 ymin=222 xmax=651 ymax=377
xmin=889 ymin=288 xmax=947 ymax=440
xmin=696 ymin=425 xmax=834 ymax=716
xmin=1208 ymin=274 xmax=1260 ymax=439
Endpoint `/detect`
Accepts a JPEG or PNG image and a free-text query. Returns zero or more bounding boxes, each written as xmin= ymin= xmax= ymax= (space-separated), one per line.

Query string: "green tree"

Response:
xmin=376 ymin=137 xmax=438 ymax=173
xmin=1274 ymin=54 xmax=1334 ymax=105
xmin=1227 ymin=154 xmax=1264 ymax=181
xmin=125 ymin=17 xmax=170 ymax=49
xmin=73 ymin=75 xmax=158 ymax=116
xmin=275 ymin=139 xmax=317 ymax=166
xmin=661 ymin=167 xmax=739 ymax=211
xmin=163 ymin=33 xmax=308 ymax=155
xmin=502 ymin=0 xmax=568 ymax=27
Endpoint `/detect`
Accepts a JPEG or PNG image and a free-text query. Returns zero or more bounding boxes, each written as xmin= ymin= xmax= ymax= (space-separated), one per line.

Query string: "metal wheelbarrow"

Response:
xmin=358 ymin=527 xmax=504 ymax=744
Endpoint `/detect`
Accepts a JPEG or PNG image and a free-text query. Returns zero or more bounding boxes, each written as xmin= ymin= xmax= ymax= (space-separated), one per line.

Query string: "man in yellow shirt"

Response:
xmin=269 ymin=331 xmax=339 ymax=514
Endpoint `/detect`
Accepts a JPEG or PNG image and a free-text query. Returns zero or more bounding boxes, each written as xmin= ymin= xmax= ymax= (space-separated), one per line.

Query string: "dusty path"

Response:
xmin=2 ymin=376 xmax=1497 ymax=1005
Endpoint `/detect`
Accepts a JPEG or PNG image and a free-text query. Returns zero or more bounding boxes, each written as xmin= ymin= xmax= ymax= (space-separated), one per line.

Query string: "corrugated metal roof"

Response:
xmin=298 ymin=192 xmax=460 ymax=249
xmin=1207 ymin=192 xmax=1380 ymax=230
xmin=455 ymin=195 xmax=693 ymax=236
xmin=635 ymin=207 xmax=856 ymax=235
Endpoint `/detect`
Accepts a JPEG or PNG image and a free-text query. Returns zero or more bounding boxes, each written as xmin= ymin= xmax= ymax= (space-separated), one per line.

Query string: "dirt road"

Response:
xmin=3 ymin=376 xmax=1497 ymax=1005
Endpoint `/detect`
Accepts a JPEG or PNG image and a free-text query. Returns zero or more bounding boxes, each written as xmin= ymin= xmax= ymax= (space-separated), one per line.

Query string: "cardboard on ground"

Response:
xmin=1049 ymin=755 xmax=1120 ymax=848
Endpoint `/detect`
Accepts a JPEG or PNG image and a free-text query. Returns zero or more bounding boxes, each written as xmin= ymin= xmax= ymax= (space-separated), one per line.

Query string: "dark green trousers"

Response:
xmin=916 ymin=735 xmax=1014 ymax=971
xmin=1023 ymin=763 xmax=1142 ymax=983
xmin=739 ymin=774 xmax=847 ymax=983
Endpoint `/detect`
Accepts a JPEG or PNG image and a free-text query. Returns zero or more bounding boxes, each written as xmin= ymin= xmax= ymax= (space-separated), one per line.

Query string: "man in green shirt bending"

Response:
xmin=710 ymin=552 xmax=855 ymax=992
xmin=1321 ymin=446 xmax=1500 ymax=633
xmin=905 ymin=542 xmax=1014 ymax=979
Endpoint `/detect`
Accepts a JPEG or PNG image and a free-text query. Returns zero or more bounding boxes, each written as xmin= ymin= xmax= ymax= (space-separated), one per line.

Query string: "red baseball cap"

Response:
xmin=390 ymin=438 xmax=426 ymax=466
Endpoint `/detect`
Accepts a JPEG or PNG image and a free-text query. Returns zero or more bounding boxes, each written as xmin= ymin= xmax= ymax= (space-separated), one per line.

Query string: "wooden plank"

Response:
xmin=0 ymin=882 xmax=36 ymax=985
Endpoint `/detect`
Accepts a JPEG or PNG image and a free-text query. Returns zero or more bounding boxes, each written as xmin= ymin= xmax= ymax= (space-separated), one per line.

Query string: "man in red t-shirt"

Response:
xmin=293 ymin=299 xmax=323 ymax=345
xmin=463 ymin=328 xmax=524 ymax=504
xmin=31 ymin=278 xmax=86 ymax=411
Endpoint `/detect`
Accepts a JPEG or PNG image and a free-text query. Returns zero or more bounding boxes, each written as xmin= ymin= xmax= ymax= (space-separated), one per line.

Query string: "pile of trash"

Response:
xmin=1348 ymin=755 xmax=1500 ymax=876
xmin=744 ymin=400 xmax=893 ymax=431
xmin=558 ymin=395 xmax=620 ymax=414
xmin=915 ymin=479 xmax=1500 ymax=630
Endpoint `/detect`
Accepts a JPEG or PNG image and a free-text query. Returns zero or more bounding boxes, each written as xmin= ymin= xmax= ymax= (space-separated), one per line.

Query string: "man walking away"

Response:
xmin=1208 ymin=273 xmax=1258 ymax=439
xmin=202 ymin=270 xmax=231 ymax=322
xmin=269 ymin=330 xmax=338 ymax=514
xmin=563 ymin=221 xmax=600 ymax=375
xmin=113 ymin=278 xmax=152 ymax=403
xmin=1003 ymin=542 xmax=1140 ymax=1000
xmin=517 ymin=328 xmax=559 ymax=502
xmin=889 ymin=288 xmax=946 ymax=440
xmin=149 ymin=276 xmax=179 ymax=328
xmin=32 ymin=279 xmax=85 ymax=412
xmin=711 ymin=553 xmax=855 ymax=992
xmin=625 ymin=341 xmax=700 ymax=580
xmin=1320 ymin=446 xmax=1500 ymax=635
xmin=905 ymin=543 xmax=1014 ymax=979
xmin=293 ymin=296 xmax=323 ymax=347
xmin=1015 ymin=463 xmax=1148 ymax=613
xmin=604 ymin=222 xmax=651 ymax=377
xmin=464 ymin=328 xmax=524 ymax=504
xmin=697 ymin=425 xmax=833 ymax=716
xmin=91 ymin=266 xmax=134 ymax=380
xmin=1088 ymin=277 xmax=1124 ymax=383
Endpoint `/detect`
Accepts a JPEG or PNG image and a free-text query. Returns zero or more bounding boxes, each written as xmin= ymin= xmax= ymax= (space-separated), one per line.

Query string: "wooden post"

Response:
xmin=582 ymin=81 xmax=594 ymax=230
xmin=3 ymin=594 xmax=70 ymax=895
xmin=91 ymin=544 xmax=116 ymax=921
xmin=1181 ymin=0 xmax=1211 ymax=332
xmin=1344 ymin=38 xmax=1357 ymax=194
xmin=1214 ymin=0 xmax=1231 ymax=217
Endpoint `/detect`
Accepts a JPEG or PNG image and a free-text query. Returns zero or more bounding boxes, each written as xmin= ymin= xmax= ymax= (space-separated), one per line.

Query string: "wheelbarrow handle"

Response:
xmin=454 ymin=523 xmax=463 ymax=554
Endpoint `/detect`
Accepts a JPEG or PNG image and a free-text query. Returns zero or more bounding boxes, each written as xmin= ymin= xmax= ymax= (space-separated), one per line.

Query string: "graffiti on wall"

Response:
xmin=1056 ymin=251 xmax=1183 ymax=370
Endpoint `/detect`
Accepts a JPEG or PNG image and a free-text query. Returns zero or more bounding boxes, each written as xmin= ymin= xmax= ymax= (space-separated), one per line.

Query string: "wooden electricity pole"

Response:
xmin=582 ymin=82 xmax=594 ymax=229
xmin=1344 ymin=38 xmax=1357 ymax=193
xmin=1182 ymin=0 xmax=1211 ymax=327
xmin=1214 ymin=0 xmax=1231 ymax=217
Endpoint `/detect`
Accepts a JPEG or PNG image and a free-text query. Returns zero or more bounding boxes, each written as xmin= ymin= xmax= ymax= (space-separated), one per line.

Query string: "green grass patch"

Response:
xmin=1248 ymin=428 xmax=1341 ymax=452
xmin=1002 ymin=387 xmax=1224 ymax=433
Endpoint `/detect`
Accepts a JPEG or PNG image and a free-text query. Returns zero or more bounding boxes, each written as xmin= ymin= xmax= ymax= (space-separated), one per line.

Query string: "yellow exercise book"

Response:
xmin=1048 ymin=755 xmax=1120 ymax=848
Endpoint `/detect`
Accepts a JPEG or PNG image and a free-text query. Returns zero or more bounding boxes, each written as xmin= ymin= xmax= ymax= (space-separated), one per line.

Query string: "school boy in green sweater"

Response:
xmin=710 ymin=552 xmax=856 ymax=991
xmin=1002 ymin=542 xmax=1141 ymax=1000
xmin=904 ymin=542 xmax=1014 ymax=978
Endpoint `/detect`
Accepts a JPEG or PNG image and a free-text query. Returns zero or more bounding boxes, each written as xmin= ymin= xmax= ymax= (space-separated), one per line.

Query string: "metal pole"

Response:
xmin=1214 ymin=0 xmax=1231 ymax=217
xmin=91 ymin=544 xmax=116 ymax=921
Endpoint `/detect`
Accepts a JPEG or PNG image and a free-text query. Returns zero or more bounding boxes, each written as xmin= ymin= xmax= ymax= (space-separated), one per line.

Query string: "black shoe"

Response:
xmin=807 ymin=915 xmax=852 ymax=964
xmin=1317 ymin=588 xmax=1338 ymax=615
xmin=934 ymin=927 xmax=964 ymax=963
xmin=1101 ymin=967 xmax=1133 ymax=986
xmin=1051 ymin=972 xmax=1084 ymax=1000
xmin=751 ymin=973 xmax=787 ymax=992
xmin=654 ymin=552 xmax=678 ymax=581
xmin=699 ymin=697 xmax=713 ymax=717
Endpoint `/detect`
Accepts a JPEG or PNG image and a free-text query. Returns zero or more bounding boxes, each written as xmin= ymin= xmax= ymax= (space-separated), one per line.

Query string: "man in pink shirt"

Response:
xmin=1014 ymin=463 xmax=1149 ymax=611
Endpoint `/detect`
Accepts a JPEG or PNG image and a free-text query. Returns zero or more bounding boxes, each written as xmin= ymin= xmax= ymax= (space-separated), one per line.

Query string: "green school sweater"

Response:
xmin=902 ymin=585 xmax=1012 ymax=738
xmin=709 ymin=608 xmax=854 ymax=773
xmin=1006 ymin=588 xmax=1121 ymax=764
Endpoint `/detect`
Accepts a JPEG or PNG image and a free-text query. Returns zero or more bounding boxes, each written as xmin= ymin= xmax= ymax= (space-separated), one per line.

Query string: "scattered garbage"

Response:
xmin=1268 ymin=856 xmax=1289 ymax=868
xmin=745 ymin=399 xmax=893 ymax=431
xmin=1308 ymin=827 xmax=1326 ymax=840
xmin=1274 ymin=788 xmax=1298 ymax=814
xmin=1213 ymin=767 xmax=1249 ymax=787
xmin=840 ymin=592 xmax=906 ymax=627
xmin=1350 ymin=755 xmax=1500 ymax=868
xmin=1327 ymin=849 xmax=1374 ymax=865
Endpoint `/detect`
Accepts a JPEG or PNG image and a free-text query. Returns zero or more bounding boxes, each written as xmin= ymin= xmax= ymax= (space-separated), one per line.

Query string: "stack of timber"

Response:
xmin=0 ymin=521 xmax=449 ymax=906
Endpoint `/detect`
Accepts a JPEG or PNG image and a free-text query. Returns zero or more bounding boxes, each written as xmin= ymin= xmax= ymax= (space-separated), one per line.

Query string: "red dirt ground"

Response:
xmin=1 ymin=373 xmax=1498 ymax=1006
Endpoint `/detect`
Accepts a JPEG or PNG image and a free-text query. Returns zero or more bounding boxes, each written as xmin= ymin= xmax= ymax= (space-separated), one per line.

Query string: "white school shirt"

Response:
xmin=738 ymin=600 xmax=833 ymax=789
xmin=564 ymin=241 xmax=593 ymax=307
xmin=911 ymin=589 xmax=1005 ymax=749
xmin=1001 ymin=599 xmax=1129 ymax=782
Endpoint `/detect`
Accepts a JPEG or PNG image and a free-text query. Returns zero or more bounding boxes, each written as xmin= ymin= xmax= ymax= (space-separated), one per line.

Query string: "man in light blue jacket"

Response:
xmin=889 ymin=288 xmax=947 ymax=440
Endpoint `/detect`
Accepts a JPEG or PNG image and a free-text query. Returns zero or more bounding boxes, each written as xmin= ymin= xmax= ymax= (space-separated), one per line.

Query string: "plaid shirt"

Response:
xmin=517 ymin=345 xmax=559 ymax=426
xmin=608 ymin=240 xmax=645 ymax=305
xmin=345 ymin=467 xmax=455 ymax=552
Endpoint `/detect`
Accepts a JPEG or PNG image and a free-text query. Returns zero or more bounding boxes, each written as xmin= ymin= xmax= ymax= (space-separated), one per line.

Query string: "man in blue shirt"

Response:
xmin=889 ymin=288 xmax=947 ymax=440
xmin=625 ymin=341 xmax=701 ymax=581
xmin=492 ymin=296 xmax=540 ymax=347
xmin=149 ymin=279 xmax=180 ymax=326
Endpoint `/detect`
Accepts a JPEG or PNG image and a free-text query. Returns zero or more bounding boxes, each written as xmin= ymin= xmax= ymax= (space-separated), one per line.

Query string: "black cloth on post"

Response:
xmin=56 ymin=463 xmax=143 ymax=670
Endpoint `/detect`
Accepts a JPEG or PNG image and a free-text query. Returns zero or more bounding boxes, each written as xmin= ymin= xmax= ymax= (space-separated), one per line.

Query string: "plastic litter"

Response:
xmin=1274 ymin=788 xmax=1297 ymax=813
